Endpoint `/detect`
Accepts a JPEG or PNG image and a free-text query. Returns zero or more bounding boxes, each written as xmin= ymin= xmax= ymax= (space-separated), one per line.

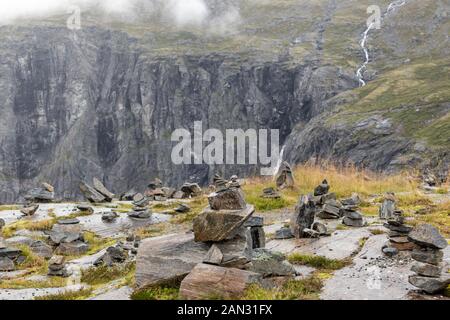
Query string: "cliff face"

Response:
xmin=0 ymin=0 xmax=448 ymax=202
xmin=0 ymin=26 xmax=356 ymax=202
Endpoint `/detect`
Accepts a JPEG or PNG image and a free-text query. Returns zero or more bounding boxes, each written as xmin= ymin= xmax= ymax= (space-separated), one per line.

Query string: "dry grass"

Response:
xmin=243 ymin=276 xmax=323 ymax=300
xmin=287 ymin=253 xmax=351 ymax=271
xmin=170 ymin=197 xmax=208 ymax=225
xmin=0 ymin=205 xmax=21 ymax=211
xmin=0 ymin=276 xmax=67 ymax=289
xmin=83 ymin=232 xmax=116 ymax=255
xmin=34 ymin=288 xmax=93 ymax=300
xmin=1 ymin=218 xmax=56 ymax=238
xmin=405 ymin=201 xmax=450 ymax=238
xmin=81 ymin=263 xmax=135 ymax=286
xmin=243 ymin=163 xmax=418 ymax=212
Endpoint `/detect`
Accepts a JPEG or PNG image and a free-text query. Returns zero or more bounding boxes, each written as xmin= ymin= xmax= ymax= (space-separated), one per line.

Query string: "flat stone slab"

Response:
xmin=320 ymin=235 xmax=415 ymax=300
xmin=91 ymin=286 xmax=132 ymax=300
xmin=266 ymin=228 xmax=372 ymax=260
xmin=136 ymin=233 xmax=210 ymax=289
xmin=0 ymin=284 xmax=86 ymax=300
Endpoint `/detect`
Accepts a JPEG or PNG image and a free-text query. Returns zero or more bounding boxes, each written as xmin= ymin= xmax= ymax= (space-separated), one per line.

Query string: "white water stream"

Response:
xmin=356 ymin=0 xmax=407 ymax=87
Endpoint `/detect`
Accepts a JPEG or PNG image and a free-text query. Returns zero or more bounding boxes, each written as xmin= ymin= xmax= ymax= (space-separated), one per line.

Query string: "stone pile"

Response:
xmin=177 ymin=174 xmax=295 ymax=299
xmin=77 ymin=204 xmax=94 ymax=214
xmin=127 ymin=208 xmax=152 ymax=219
xmin=25 ymin=182 xmax=55 ymax=203
xmin=48 ymin=255 xmax=69 ymax=277
xmin=261 ymin=187 xmax=281 ymax=199
xmin=94 ymin=245 xmax=129 ymax=267
xmin=0 ymin=243 xmax=24 ymax=272
xmin=275 ymin=162 xmax=295 ymax=189
xmin=80 ymin=178 xmax=115 ymax=203
xmin=407 ymin=224 xmax=450 ymax=294
xmin=102 ymin=211 xmax=119 ymax=222
xmin=20 ymin=204 xmax=39 ymax=217
xmin=46 ymin=219 xmax=89 ymax=256
xmin=382 ymin=210 xmax=415 ymax=256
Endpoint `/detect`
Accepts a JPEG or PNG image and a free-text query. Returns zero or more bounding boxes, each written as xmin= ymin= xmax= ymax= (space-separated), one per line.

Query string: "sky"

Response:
xmin=0 ymin=0 xmax=219 ymax=26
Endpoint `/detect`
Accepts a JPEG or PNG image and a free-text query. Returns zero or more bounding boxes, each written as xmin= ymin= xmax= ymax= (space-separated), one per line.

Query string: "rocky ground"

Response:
xmin=0 ymin=175 xmax=448 ymax=300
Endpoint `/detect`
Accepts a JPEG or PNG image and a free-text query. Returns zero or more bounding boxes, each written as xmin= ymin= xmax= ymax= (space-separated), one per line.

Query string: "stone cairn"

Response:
xmin=275 ymin=162 xmax=295 ymax=190
xmin=381 ymin=206 xmax=416 ymax=257
xmin=46 ymin=218 xmax=89 ymax=256
xmin=281 ymin=180 xmax=364 ymax=239
xmin=407 ymin=224 xmax=450 ymax=294
xmin=0 ymin=241 xmax=25 ymax=272
xmin=21 ymin=182 xmax=55 ymax=217
xmin=48 ymin=255 xmax=69 ymax=277
xmin=178 ymin=174 xmax=296 ymax=299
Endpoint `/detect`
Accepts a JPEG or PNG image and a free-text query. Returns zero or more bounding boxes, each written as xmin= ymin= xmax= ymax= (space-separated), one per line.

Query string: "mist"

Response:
xmin=0 ymin=0 xmax=241 ymax=32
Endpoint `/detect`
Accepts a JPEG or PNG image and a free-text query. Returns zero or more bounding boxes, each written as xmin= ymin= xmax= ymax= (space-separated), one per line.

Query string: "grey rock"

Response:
xmin=133 ymin=196 xmax=150 ymax=208
xmin=181 ymin=183 xmax=202 ymax=198
xmin=411 ymin=262 xmax=443 ymax=278
xmin=30 ymin=241 xmax=53 ymax=259
xmin=5 ymin=236 xmax=35 ymax=247
xmin=0 ymin=257 xmax=16 ymax=271
xmin=203 ymin=244 xmax=224 ymax=265
xmin=127 ymin=210 xmax=151 ymax=219
xmin=314 ymin=180 xmax=330 ymax=196
xmin=261 ymin=187 xmax=281 ymax=199
xmin=213 ymin=230 xmax=253 ymax=268
xmin=382 ymin=247 xmax=399 ymax=257
xmin=24 ymin=188 xmax=54 ymax=203
xmin=379 ymin=193 xmax=396 ymax=220
xmin=93 ymin=177 xmax=115 ymax=201
xmin=408 ymin=224 xmax=448 ymax=249
xmin=174 ymin=203 xmax=191 ymax=213
xmin=80 ymin=182 xmax=107 ymax=203
xmin=312 ymin=222 xmax=328 ymax=235
xmin=411 ymin=248 xmax=444 ymax=265
xmin=0 ymin=247 xmax=22 ymax=260
xmin=102 ymin=211 xmax=119 ymax=222
xmin=244 ymin=216 xmax=264 ymax=228
xmin=135 ymin=233 xmax=210 ymax=289
xmin=55 ymin=241 xmax=89 ymax=256
xmin=275 ymin=162 xmax=295 ymax=189
xmin=0 ymin=218 xmax=5 ymax=229
xmin=275 ymin=227 xmax=294 ymax=240
xmin=249 ymin=226 xmax=266 ymax=249
xmin=77 ymin=204 xmax=94 ymax=214
xmin=172 ymin=191 xmax=185 ymax=199
xmin=383 ymin=223 xmax=412 ymax=234
xmin=290 ymin=195 xmax=316 ymax=238
xmin=95 ymin=246 xmax=128 ymax=266
xmin=208 ymin=188 xmax=246 ymax=211
xmin=20 ymin=204 xmax=40 ymax=216
xmin=408 ymin=274 xmax=450 ymax=294
xmin=247 ymin=249 xmax=296 ymax=277
xmin=193 ymin=205 xmax=254 ymax=242
xmin=121 ymin=189 xmax=138 ymax=201
xmin=341 ymin=193 xmax=361 ymax=206
xmin=343 ymin=216 xmax=364 ymax=227
xmin=57 ymin=218 xmax=80 ymax=225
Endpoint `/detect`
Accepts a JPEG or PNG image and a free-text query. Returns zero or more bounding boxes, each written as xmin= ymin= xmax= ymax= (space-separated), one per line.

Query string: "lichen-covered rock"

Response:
xmin=246 ymin=249 xmax=296 ymax=277
xmin=411 ymin=248 xmax=444 ymax=265
xmin=275 ymin=162 xmax=295 ymax=189
xmin=411 ymin=262 xmax=442 ymax=278
xmin=290 ymin=195 xmax=316 ymax=238
xmin=193 ymin=205 xmax=254 ymax=242
xmin=207 ymin=188 xmax=246 ymax=211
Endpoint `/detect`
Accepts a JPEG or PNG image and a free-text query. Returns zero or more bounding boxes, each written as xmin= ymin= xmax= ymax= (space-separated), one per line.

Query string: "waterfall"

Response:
xmin=273 ymin=145 xmax=286 ymax=177
xmin=356 ymin=1 xmax=407 ymax=87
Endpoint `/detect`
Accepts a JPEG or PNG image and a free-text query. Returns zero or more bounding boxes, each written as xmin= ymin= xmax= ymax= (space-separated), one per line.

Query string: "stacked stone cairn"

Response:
xmin=381 ymin=209 xmax=416 ymax=257
xmin=48 ymin=255 xmax=69 ymax=277
xmin=46 ymin=218 xmax=89 ymax=256
xmin=407 ymin=224 xmax=450 ymax=294
xmin=0 ymin=240 xmax=25 ymax=272
xmin=178 ymin=174 xmax=296 ymax=299
xmin=24 ymin=182 xmax=55 ymax=203
xmin=275 ymin=162 xmax=295 ymax=190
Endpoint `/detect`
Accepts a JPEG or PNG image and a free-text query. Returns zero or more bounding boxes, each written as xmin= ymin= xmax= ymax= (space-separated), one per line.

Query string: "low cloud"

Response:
xmin=0 ymin=0 xmax=241 ymax=33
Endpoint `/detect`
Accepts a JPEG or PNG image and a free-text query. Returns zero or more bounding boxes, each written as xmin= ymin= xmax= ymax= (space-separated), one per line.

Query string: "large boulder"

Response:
xmin=275 ymin=162 xmax=295 ymax=189
xmin=246 ymin=249 xmax=296 ymax=277
xmin=135 ymin=233 xmax=210 ymax=289
xmin=290 ymin=195 xmax=316 ymax=238
xmin=179 ymin=263 xmax=262 ymax=300
xmin=80 ymin=182 xmax=106 ymax=203
xmin=208 ymin=188 xmax=246 ymax=211
xmin=25 ymin=187 xmax=54 ymax=203
xmin=408 ymin=224 xmax=448 ymax=249
xmin=193 ymin=205 xmax=254 ymax=242
xmin=93 ymin=178 xmax=115 ymax=202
